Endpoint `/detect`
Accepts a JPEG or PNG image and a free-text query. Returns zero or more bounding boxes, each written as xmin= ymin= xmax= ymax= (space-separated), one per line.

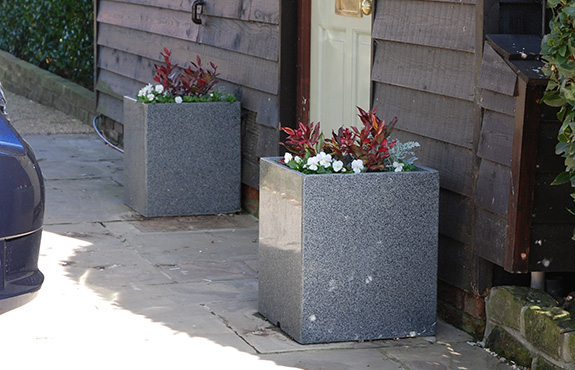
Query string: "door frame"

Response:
xmin=296 ymin=0 xmax=311 ymax=126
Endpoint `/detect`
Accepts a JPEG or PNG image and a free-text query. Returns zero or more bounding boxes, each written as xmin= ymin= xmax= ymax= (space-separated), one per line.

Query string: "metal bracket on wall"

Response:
xmin=192 ymin=0 xmax=205 ymax=25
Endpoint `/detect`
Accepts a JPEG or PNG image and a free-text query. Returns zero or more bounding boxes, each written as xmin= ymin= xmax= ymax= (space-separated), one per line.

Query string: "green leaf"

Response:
xmin=543 ymin=91 xmax=568 ymax=107
xmin=552 ymin=171 xmax=572 ymax=185
xmin=548 ymin=0 xmax=562 ymax=8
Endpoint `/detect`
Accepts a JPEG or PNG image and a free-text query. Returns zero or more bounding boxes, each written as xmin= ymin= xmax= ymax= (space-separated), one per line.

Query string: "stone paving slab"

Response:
xmin=0 ymin=128 xmax=516 ymax=369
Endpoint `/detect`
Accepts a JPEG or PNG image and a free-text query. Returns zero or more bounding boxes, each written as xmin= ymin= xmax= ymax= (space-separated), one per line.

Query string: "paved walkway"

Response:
xmin=0 ymin=93 xmax=513 ymax=369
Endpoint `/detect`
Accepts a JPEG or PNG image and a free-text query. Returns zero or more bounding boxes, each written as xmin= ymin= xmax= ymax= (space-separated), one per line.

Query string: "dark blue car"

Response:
xmin=0 ymin=83 xmax=44 ymax=314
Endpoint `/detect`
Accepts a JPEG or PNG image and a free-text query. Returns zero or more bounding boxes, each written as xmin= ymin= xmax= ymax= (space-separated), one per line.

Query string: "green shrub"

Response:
xmin=0 ymin=0 xmax=94 ymax=89
xmin=541 ymin=0 xmax=575 ymax=238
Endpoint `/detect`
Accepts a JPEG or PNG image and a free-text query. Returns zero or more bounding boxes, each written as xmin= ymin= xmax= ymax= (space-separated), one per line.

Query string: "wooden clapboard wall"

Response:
xmin=474 ymin=41 xmax=516 ymax=269
xmin=95 ymin=0 xmax=282 ymax=187
xmin=371 ymin=0 xmax=486 ymax=293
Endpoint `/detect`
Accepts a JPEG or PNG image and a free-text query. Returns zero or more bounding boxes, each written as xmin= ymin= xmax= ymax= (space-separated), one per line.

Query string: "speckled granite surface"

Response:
xmin=123 ymin=97 xmax=241 ymax=217
xmin=259 ymin=157 xmax=440 ymax=344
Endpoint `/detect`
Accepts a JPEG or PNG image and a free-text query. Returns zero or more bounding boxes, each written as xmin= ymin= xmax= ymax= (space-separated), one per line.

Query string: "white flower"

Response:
xmin=318 ymin=152 xmax=332 ymax=168
xmin=307 ymin=156 xmax=320 ymax=171
xmin=175 ymin=96 xmax=183 ymax=104
xmin=147 ymin=93 xmax=155 ymax=101
xmin=294 ymin=156 xmax=302 ymax=163
xmin=155 ymin=84 xmax=164 ymax=94
xmin=332 ymin=160 xmax=343 ymax=172
xmin=351 ymin=159 xmax=364 ymax=173
xmin=393 ymin=161 xmax=404 ymax=172
xmin=284 ymin=152 xmax=293 ymax=163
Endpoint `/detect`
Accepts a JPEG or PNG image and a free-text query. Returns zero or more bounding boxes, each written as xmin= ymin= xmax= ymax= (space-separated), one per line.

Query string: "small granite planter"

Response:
xmin=258 ymin=157 xmax=439 ymax=344
xmin=123 ymin=96 xmax=241 ymax=217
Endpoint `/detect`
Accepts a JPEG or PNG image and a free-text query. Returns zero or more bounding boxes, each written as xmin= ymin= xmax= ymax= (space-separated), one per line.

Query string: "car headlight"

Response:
xmin=0 ymin=83 xmax=7 ymax=115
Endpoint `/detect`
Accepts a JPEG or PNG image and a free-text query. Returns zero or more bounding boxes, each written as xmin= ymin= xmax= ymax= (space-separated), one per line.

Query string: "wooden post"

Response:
xmin=505 ymin=76 xmax=545 ymax=272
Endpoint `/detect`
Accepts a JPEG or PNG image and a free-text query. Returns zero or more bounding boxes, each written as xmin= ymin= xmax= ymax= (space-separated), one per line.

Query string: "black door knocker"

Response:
xmin=192 ymin=0 xmax=205 ymax=25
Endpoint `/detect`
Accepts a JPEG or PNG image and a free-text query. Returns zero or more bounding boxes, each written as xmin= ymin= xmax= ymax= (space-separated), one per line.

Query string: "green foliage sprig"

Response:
xmin=0 ymin=0 xmax=94 ymax=89
xmin=541 ymin=0 xmax=575 ymax=236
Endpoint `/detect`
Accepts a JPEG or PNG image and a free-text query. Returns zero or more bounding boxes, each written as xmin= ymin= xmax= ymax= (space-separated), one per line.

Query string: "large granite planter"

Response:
xmin=123 ymin=96 xmax=241 ymax=217
xmin=258 ymin=157 xmax=439 ymax=344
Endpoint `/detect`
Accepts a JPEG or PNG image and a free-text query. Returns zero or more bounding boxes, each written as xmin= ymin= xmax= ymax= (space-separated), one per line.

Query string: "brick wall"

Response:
xmin=437 ymin=280 xmax=486 ymax=340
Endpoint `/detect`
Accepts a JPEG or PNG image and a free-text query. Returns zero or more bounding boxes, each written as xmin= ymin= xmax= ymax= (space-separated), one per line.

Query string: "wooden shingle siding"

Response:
xmin=395 ymin=132 xmax=474 ymax=198
xmin=372 ymin=41 xmax=475 ymax=102
xmin=96 ymin=0 xmax=282 ymax=188
xmin=439 ymin=190 xmax=473 ymax=246
xmin=473 ymin=40 xmax=518 ymax=267
xmin=98 ymin=1 xmax=279 ymax=60
xmin=474 ymin=209 xmax=507 ymax=267
xmin=477 ymin=110 xmax=514 ymax=166
xmin=372 ymin=84 xmax=474 ymax=149
xmin=373 ymin=0 xmax=475 ymax=52
xmin=112 ymin=0 xmax=280 ymax=24
xmin=475 ymin=160 xmax=511 ymax=216
xmin=477 ymin=44 xmax=517 ymax=95
xmin=372 ymin=0 xmax=479 ymax=292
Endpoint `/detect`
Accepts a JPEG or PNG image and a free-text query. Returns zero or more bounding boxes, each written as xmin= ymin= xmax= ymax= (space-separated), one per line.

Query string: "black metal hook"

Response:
xmin=192 ymin=0 xmax=204 ymax=25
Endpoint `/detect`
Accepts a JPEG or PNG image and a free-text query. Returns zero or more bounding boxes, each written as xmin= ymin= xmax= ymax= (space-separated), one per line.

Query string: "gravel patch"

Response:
xmin=4 ymin=89 xmax=94 ymax=135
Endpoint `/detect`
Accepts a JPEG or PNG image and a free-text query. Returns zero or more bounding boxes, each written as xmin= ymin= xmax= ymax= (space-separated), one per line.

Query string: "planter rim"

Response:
xmin=261 ymin=156 xmax=438 ymax=177
xmin=123 ymin=95 xmax=239 ymax=105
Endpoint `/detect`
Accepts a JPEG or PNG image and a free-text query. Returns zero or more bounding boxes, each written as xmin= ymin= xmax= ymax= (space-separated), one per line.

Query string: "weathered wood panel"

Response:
xmin=97 ymin=25 xmax=279 ymax=95
xmin=97 ymin=92 xmax=124 ymax=123
xmin=108 ymin=0 xmax=280 ymax=24
xmin=393 ymin=131 xmax=475 ymax=197
xmin=475 ymin=159 xmax=511 ymax=216
xmin=437 ymin=236 xmax=476 ymax=292
xmin=439 ymin=189 xmax=474 ymax=246
xmin=372 ymin=83 xmax=474 ymax=149
xmin=477 ymin=110 xmax=514 ymax=166
xmin=372 ymin=40 xmax=475 ymax=101
xmin=97 ymin=0 xmax=279 ymax=61
xmin=474 ymin=209 xmax=507 ymax=267
xmin=477 ymin=43 xmax=517 ymax=95
xmin=479 ymin=89 xmax=516 ymax=116
xmin=373 ymin=0 xmax=475 ymax=52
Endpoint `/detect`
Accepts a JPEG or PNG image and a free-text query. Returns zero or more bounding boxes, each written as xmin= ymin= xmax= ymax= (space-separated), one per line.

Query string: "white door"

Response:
xmin=310 ymin=0 xmax=373 ymax=134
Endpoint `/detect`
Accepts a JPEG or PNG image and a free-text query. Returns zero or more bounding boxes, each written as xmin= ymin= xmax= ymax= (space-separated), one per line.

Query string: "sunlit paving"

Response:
xmin=0 ymin=231 xmax=299 ymax=369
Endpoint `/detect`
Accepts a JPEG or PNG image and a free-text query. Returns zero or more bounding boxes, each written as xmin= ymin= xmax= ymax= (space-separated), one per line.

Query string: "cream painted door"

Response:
xmin=310 ymin=0 xmax=373 ymax=134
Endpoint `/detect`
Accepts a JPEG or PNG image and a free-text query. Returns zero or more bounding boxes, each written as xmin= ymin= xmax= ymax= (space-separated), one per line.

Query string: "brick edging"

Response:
xmin=0 ymin=50 xmax=96 ymax=126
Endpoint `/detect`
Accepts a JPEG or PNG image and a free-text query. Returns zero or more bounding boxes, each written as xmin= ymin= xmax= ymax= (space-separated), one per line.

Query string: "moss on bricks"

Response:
xmin=487 ymin=286 xmax=555 ymax=330
xmin=525 ymin=306 xmax=575 ymax=360
xmin=567 ymin=331 xmax=575 ymax=363
xmin=485 ymin=325 xmax=532 ymax=368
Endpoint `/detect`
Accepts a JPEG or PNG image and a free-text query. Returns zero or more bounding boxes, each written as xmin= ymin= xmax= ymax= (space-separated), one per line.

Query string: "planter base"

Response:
xmin=123 ymin=97 xmax=241 ymax=217
xmin=258 ymin=158 xmax=439 ymax=344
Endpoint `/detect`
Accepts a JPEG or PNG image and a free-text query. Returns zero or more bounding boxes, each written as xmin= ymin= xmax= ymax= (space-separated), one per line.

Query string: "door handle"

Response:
xmin=192 ymin=0 xmax=204 ymax=25
xmin=361 ymin=0 xmax=372 ymax=16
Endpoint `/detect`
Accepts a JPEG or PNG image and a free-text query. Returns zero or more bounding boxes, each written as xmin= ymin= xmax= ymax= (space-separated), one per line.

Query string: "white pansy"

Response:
xmin=147 ymin=93 xmax=155 ymax=101
xmin=332 ymin=160 xmax=343 ymax=172
xmin=318 ymin=152 xmax=332 ymax=168
xmin=307 ymin=156 xmax=320 ymax=171
xmin=155 ymin=84 xmax=164 ymax=94
xmin=393 ymin=161 xmax=404 ymax=172
xmin=284 ymin=152 xmax=293 ymax=163
xmin=351 ymin=159 xmax=364 ymax=173
xmin=175 ymin=96 xmax=183 ymax=104
xmin=294 ymin=156 xmax=302 ymax=163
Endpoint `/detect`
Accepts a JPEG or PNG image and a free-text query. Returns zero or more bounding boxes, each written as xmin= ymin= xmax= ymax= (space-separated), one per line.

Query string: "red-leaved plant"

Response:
xmin=281 ymin=107 xmax=417 ymax=174
xmin=137 ymin=47 xmax=236 ymax=104
xmin=280 ymin=121 xmax=324 ymax=157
